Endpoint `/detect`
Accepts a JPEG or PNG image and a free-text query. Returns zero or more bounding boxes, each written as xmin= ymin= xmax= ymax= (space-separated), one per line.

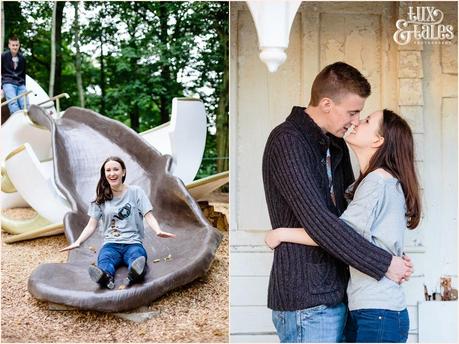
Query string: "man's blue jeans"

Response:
xmin=346 ymin=308 xmax=409 ymax=343
xmin=97 ymin=243 xmax=147 ymax=278
xmin=272 ymin=303 xmax=347 ymax=343
xmin=3 ymin=83 xmax=27 ymax=114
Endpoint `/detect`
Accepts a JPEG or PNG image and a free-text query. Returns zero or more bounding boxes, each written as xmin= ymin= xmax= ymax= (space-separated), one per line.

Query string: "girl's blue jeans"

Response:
xmin=97 ymin=243 xmax=147 ymax=278
xmin=346 ymin=308 xmax=409 ymax=343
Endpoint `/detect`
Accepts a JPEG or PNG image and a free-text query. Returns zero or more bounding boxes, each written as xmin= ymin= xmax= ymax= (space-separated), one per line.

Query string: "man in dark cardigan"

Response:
xmin=262 ymin=62 xmax=413 ymax=343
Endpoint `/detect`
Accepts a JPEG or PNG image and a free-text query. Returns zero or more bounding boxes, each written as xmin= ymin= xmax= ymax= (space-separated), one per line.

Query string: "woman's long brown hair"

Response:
xmin=95 ymin=156 xmax=126 ymax=204
xmin=349 ymin=109 xmax=421 ymax=229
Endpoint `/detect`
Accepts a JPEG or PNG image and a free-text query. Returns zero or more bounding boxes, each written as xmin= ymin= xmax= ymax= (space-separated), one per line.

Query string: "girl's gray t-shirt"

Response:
xmin=340 ymin=171 xmax=407 ymax=311
xmin=88 ymin=185 xmax=153 ymax=245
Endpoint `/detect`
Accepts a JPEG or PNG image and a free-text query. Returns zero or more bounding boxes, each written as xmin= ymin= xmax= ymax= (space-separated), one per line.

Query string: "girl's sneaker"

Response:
xmin=124 ymin=256 xmax=146 ymax=285
xmin=88 ymin=265 xmax=115 ymax=289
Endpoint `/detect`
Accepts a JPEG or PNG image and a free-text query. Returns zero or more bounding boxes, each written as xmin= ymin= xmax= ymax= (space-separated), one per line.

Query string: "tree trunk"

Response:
xmin=54 ymin=1 xmax=65 ymax=96
xmin=159 ymin=68 xmax=169 ymax=123
xmin=216 ymin=31 xmax=229 ymax=172
xmin=127 ymin=2 xmax=141 ymax=131
xmin=73 ymin=1 xmax=84 ymax=107
xmin=131 ymin=102 xmax=139 ymax=133
xmin=99 ymin=30 xmax=105 ymax=114
xmin=128 ymin=49 xmax=140 ymax=132
xmin=0 ymin=1 xmax=4 ymax=53
xmin=49 ymin=1 xmax=57 ymax=96
xmin=158 ymin=3 xmax=170 ymax=124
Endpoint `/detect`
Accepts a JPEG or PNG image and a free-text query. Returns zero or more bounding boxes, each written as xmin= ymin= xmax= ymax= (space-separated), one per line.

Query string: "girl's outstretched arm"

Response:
xmin=144 ymin=211 xmax=176 ymax=238
xmin=265 ymin=227 xmax=318 ymax=249
xmin=59 ymin=217 xmax=99 ymax=251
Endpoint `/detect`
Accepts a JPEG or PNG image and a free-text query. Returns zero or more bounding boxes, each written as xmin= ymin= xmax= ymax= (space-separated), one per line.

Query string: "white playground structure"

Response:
xmin=1 ymin=76 xmax=228 ymax=242
xmin=140 ymin=98 xmax=207 ymax=185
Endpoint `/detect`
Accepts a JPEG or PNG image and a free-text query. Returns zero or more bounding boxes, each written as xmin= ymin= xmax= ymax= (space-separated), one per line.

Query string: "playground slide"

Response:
xmin=2 ymin=96 xmax=226 ymax=242
xmin=2 ymin=97 xmax=207 ymax=212
xmin=27 ymin=105 xmax=222 ymax=312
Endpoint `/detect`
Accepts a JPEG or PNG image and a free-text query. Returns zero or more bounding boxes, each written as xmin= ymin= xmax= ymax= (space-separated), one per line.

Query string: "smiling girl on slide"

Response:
xmin=60 ymin=156 xmax=175 ymax=289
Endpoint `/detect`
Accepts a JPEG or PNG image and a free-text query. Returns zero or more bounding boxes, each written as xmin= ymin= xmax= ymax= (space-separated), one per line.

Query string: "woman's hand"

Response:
xmin=59 ymin=242 xmax=80 ymax=252
xmin=60 ymin=218 xmax=98 ymax=252
xmin=265 ymin=229 xmax=282 ymax=250
xmin=145 ymin=212 xmax=175 ymax=238
xmin=156 ymin=230 xmax=176 ymax=238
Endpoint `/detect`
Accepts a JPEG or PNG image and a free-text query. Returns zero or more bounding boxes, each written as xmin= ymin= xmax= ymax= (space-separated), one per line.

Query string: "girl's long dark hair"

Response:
xmin=95 ymin=156 xmax=126 ymax=204
xmin=349 ymin=109 xmax=421 ymax=229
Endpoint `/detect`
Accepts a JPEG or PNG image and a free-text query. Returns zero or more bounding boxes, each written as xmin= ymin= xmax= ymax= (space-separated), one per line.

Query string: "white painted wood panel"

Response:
xmin=230 ymin=252 xmax=273 ymax=276
xmin=231 ymin=334 xmax=278 ymax=343
xmin=418 ymin=301 xmax=458 ymax=342
xmin=231 ymin=305 xmax=275 ymax=334
xmin=231 ymin=276 xmax=268 ymax=306
xmin=440 ymin=97 xmax=458 ymax=276
xmin=407 ymin=333 xmax=419 ymax=343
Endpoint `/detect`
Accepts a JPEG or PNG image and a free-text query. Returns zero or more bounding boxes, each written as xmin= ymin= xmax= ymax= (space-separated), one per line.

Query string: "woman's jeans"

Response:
xmin=97 ymin=243 xmax=147 ymax=278
xmin=346 ymin=308 xmax=409 ymax=343
xmin=272 ymin=303 xmax=347 ymax=343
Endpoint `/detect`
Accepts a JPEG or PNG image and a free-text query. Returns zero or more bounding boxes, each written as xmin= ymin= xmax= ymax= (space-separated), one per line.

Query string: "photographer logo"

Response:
xmin=394 ymin=6 xmax=454 ymax=45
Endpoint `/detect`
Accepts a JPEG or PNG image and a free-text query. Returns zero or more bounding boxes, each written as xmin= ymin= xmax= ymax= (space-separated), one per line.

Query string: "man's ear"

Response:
xmin=319 ymin=97 xmax=332 ymax=114
xmin=373 ymin=136 xmax=384 ymax=148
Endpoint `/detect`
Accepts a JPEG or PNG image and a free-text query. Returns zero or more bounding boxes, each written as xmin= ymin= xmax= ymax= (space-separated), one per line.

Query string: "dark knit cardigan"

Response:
xmin=262 ymin=106 xmax=392 ymax=311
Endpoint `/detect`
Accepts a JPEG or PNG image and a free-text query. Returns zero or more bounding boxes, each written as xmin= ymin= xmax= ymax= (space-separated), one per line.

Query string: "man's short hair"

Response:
xmin=9 ymin=35 xmax=19 ymax=42
xmin=309 ymin=62 xmax=371 ymax=106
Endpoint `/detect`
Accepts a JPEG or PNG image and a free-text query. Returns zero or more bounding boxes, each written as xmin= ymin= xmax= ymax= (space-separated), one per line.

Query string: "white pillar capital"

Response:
xmin=247 ymin=0 xmax=301 ymax=73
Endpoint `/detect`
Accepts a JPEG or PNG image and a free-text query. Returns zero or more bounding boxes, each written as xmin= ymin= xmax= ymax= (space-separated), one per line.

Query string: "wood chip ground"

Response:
xmin=1 ymin=201 xmax=229 ymax=343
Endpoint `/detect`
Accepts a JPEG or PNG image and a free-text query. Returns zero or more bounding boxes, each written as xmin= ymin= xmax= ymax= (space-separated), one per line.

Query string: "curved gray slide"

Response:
xmin=27 ymin=105 xmax=222 ymax=312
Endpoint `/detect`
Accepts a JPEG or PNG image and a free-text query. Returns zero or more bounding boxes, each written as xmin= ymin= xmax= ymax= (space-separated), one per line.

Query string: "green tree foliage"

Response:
xmin=181 ymin=2 xmax=229 ymax=177
xmin=2 ymin=1 xmax=229 ymax=179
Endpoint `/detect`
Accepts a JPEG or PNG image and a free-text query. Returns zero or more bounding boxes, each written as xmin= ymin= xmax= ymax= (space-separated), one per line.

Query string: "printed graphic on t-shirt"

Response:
xmin=110 ymin=203 xmax=132 ymax=237
xmin=114 ymin=203 xmax=132 ymax=220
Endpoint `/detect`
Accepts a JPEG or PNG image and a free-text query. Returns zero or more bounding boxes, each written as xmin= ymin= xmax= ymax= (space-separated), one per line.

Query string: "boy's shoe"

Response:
xmin=88 ymin=265 xmax=115 ymax=289
xmin=124 ymin=256 xmax=146 ymax=286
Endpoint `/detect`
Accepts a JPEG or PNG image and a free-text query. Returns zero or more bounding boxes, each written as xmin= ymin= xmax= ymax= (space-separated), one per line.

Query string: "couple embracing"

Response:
xmin=262 ymin=62 xmax=420 ymax=343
